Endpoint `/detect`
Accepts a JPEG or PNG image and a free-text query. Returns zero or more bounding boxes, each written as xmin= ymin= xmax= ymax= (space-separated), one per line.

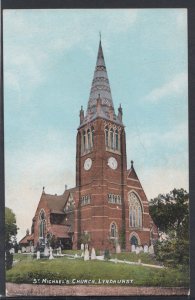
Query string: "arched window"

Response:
xmin=87 ymin=129 xmax=91 ymax=149
xmin=130 ymin=235 xmax=138 ymax=246
xmin=129 ymin=192 xmax=142 ymax=228
xmin=110 ymin=128 xmax=114 ymax=149
xmin=39 ymin=209 xmax=46 ymax=238
xmin=115 ymin=129 xmax=119 ymax=150
xmin=83 ymin=130 xmax=86 ymax=152
xmin=105 ymin=126 xmax=109 ymax=147
xmin=91 ymin=127 xmax=95 ymax=147
xmin=110 ymin=222 xmax=117 ymax=238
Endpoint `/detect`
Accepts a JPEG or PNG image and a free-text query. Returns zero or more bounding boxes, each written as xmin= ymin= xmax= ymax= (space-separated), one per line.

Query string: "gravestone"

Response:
xmin=149 ymin=244 xmax=154 ymax=255
xmin=116 ymin=244 xmax=121 ymax=254
xmin=22 ymin=247 xmax=26 ymax=253
xmin=131 ymin=244 xmax=136 ymax=252
xmin=58 ymin=246 xmax=62 ymax=255
xmin=84 ymin=249 xmax=89 ymax=261
xmin=91 ymin=248 xmax=96 ymax=260
xmin=144 ymin=245 xmax=148 ymax=253
xmin=31 ymin=246 xmax=34 ymax=253
xmin=36 ymin=251 xmax=40 ymax=260
xmin=18 ymin=250 xmax=21 ymax=254
xmin=85 ymin=244 xmax=88 ymax=250
xmin=135 ymin=247 xmax=140 ymax=255
xmin=10 ymin=248 xmax=15 ymax=254
xmin=139 ymin=246 xmax=144 ymax=253
xmin=49 ymin=247 xmax=54 ymax=259
xmin=81 ymin=243 xmax=84 ymax=251
xmin=81 ymin=251 xmax=84 ymax=258
xmin=44 ymin=246 xmax=49 ymax=257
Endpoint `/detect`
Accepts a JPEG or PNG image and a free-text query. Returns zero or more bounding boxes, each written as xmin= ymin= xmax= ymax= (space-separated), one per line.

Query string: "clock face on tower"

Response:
xmin=108 ymin=157 xmax=118 ymax=170
xmin=84 ymin=158 xmax=92 ymax=171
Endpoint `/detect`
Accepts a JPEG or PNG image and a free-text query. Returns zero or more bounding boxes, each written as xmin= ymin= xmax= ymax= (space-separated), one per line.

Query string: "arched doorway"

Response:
xmin=130 ymin=235 xmax=138 ymax=246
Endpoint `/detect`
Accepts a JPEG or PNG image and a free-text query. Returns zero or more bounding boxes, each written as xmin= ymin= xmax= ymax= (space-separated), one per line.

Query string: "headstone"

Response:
xmin=85 ymin=244 xmax=88 ymax=250
xmin=10 ymin=248 xmax=15 ymax=254
xmin=144 ymin=245 xmax=148 ymax=253
xmin=44 ymin=246 xmax=49 ymax=257
xmin=49 ymin=247 xmax=54 ymax=259
xmin=84 ymin=249 xmax=89 ymax=261
xmin=131 ymin=244 xmax=136 ymax=252
xmin=26 ymin=246 xmax=30 ymax=253
xmin=116 ymin=244 xmax=121 ymax=254
xmin=81 ymin=243 xmax=84 ymax=251
xmin=115 ymin=258 xmax=118 ymax=264
xmin=18 ymin=250 xmax=21 ymax=254
xmin=91 ymin=247 xmax=96 ymax=260
xmin=139 ymin=246 xmax=144 ymax=253
xmin=135 ymin=247 xmax=140 ymax=255
xmin=31 ymin=246 xmax=34 ymax=253
xmin=58 ymin=246 xmax=62 ymax=255
xmin=74 ymin=254 xmax=78 ymax=259
xmin=37 ymin=251 xmax=40 ymax=260
xmin=138 ymin=259 xmax=141 ymax=264
xmin=22 ymin=247 xmax=26 ymax=253
xmin=81 ymin=251 xmax=84 ymax=258
xmin=149 ymin=244 xmax=154 ymax=255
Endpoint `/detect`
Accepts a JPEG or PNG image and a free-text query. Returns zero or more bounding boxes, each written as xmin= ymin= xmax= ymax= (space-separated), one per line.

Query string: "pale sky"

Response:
xmin=3 ymin=9 xmax=188 ymax=241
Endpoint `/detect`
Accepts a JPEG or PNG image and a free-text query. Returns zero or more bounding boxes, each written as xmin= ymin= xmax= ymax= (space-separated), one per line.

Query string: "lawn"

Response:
xmin=6 ymin=254 xmax=189 ymax=287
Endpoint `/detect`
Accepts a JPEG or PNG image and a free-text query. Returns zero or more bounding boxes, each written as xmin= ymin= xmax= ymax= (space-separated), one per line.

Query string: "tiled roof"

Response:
xmin=19 ymin=233 xmax=34 ymax=245
xmin=49 ymin=224 xmax=70 ymax=238
xmin=42 ymin=190 xmax=70 ymax=213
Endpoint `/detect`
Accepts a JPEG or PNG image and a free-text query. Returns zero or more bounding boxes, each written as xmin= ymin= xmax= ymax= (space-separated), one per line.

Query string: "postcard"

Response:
xmin=2 ymin=7 xmax=190 ymax=297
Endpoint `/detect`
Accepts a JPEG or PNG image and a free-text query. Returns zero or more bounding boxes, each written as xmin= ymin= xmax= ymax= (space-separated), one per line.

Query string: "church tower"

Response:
xmin=75 ymin=40 xmax=128 ymax=250
xmin=29 ymin=38 xmax=158 ymax=252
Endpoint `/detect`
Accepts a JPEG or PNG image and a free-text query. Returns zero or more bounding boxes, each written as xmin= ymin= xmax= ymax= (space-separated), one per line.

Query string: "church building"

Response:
xmin=27 ymin=39 xmax=157 ymax=252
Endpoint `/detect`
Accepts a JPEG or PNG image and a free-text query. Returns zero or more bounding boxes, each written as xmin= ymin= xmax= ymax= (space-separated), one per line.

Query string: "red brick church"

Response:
xmin=23 ymin=40 xmax=157 ymax=252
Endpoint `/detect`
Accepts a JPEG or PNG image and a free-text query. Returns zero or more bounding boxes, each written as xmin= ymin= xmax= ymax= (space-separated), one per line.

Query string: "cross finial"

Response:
xmin=131 ymin=160 xmax=134 ymax=168
xmin=99 ymin=31 xmax=101 ymax=42
xmin=42 ymin=186 xmax=45 ymax=193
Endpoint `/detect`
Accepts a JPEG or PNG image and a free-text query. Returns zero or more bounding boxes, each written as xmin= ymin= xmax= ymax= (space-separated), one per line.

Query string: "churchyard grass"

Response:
xmin=6 ymin=254 xmax=189 ymax=287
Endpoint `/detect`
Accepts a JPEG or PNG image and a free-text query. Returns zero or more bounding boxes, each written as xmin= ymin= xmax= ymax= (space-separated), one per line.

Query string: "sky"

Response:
xmin=3 ymin=9 xmax=188 ymax=241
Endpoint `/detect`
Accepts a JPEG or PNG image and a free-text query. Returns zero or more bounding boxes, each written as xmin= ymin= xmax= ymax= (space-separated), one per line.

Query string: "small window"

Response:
xmin=110 ymin=223 xmax=117 ymax=238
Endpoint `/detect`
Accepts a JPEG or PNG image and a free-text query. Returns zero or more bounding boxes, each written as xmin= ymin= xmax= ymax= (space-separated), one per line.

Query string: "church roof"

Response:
xmin=41 ymin=188 xmax=77 ymax=214
xmin=49 ymin=224 xmax=70 ymax=238
xmin=79 ymin=39 xmax=123 ymax=127
xmin=19 ymin=233 xmax=34 ymax=245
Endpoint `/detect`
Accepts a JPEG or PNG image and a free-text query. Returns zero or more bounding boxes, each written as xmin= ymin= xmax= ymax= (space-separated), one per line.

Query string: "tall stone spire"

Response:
xmin=79 ymin=39 xmax=123 ymax=127
xmin=87 ymin=39 xmax=114 ymax=112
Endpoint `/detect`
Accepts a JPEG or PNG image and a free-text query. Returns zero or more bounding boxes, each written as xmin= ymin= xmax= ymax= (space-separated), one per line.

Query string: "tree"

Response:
xmin=149 ymin=188 xmax=189 ymax=239
xmin=149 ymin=189 xmax=189 ymax=268
xmin=5 ymin=207 xmax=18 ymax=251
xmin=5 ymin=207 xmax=18 ymax=270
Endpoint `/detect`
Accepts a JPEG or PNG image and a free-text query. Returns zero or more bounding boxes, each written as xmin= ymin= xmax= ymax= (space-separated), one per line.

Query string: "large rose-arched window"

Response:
xmin=39 ymin=209 xmax=46 ymax=238
xmin=129 ymin=192 xmax=142 ymax=228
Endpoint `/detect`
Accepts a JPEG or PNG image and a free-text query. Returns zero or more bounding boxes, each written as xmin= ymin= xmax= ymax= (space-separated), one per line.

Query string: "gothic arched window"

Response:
xmin=83 ymin=130 xmax=86 ymax=151
xmin=105 ymin=126 xmax=109 ymax=147
xmin=115 ymin=129 xmax=119 ymax=150
xmin=110 ymin=222 xmax=117 ymax=238
xmin=91 ymin=126 xmax=95 ymax=147
xmin=39 ymin=209 xmax=46 ymax=238
xmin=110 ymin=128 xmax=114 ymax=149
xmin=129 ymin=192 xmax=142 ymax=228
xmin=87 ymin=129 xmax=91 ymax=149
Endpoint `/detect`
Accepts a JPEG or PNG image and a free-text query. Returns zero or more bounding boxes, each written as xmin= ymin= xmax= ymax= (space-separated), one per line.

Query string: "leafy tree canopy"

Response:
xmin=149 ymin=188 xmax=189 ymax=239
xmin=5 ymin=207 xmax=18 ymax=250
xmin=149 ymin=189 xmax=189 ymax=269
